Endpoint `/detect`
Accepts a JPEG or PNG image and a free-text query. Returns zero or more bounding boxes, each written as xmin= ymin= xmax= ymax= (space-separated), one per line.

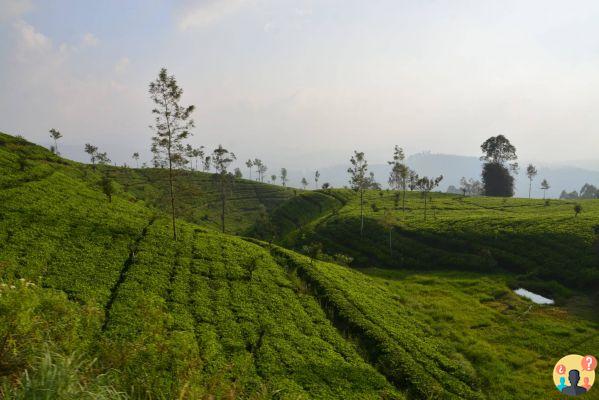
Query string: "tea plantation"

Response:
xmin=1 ymin=132 xmax=598 ymax=399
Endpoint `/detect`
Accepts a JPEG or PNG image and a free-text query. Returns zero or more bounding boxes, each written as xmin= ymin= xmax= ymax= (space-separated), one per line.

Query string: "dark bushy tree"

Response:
xmin=480 ymin=135 xmax=518 ymax=197
xmin=481 ymin=163 xmax=514 ymax=197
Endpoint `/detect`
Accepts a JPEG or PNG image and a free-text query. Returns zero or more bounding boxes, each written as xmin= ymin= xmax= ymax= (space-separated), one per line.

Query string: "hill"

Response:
xmin=106 ymin=166 xmax=295 ymax=235
xmin=268 ymin=188 xmax=599 ymax=300
xmin=1 ymin=132 xmax=597 ymax=399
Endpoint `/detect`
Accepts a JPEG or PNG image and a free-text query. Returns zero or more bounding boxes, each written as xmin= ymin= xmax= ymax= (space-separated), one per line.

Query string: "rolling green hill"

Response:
xmin=266 ymin=189 xmax=599 ymax=300
xmin=1 ymin=132 xmax=597 ymax=400
xmin=106 ymin=166 xmax=295 ymax=235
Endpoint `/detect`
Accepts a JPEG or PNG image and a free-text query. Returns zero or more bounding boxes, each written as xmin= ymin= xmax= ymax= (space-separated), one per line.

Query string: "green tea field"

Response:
xmin=0 ymin=132 xmax=597 ymax=399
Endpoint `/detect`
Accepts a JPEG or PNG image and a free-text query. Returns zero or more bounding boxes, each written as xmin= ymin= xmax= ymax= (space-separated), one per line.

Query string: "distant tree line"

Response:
xmin=560 ymin=184 xmax=599 ymax=199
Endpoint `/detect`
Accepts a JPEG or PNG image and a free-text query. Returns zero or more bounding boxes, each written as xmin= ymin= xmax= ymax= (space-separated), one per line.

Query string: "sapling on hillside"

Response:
xmin=526 ymin=164 xmax=537 ymax=199
xmin=148 ymin=68 xmax=195 ymax=240
xmin=574 ymin=204 xmax=582 ymax=217
xmin=380 ymin=208 xmax=398 ymax=256
xmin=314 ymin=170 xmax=320 ymax=189
xmin=301 ymin=177 xmax=308 ymax=189
xmin=541 ymin=179 xmax=550 ymax=199
xmin=211 ymin=145 xmax=236 ymax=233
xmin=388 ymin=145 xmax=409 ymax=211
xmin=348 ymin=151 xmax=369 ymax=238
xmin=101 ymin=175 xmax=116 ymax=202
xmin=245 ymin=159 xmax=253 ymax=179
xmin=49 ymin=128 xmax=62 ymax=154
xmin=280 ymin=168 xmax=288 ymax=187
xmin=417 ymin=175 xmax=443 ymax=221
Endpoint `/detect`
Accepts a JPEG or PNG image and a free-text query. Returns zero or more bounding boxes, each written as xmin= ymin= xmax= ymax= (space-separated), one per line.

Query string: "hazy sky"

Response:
xmin=1 ymin=0 xmax=599 ymax=169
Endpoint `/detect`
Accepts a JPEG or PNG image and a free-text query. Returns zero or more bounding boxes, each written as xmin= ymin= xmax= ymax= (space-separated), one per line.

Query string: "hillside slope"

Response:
xmin=0 ymin=133 xmax=400 ymax=399
xmin=272 ymin=189 xmax=599 ymax=299
xmin=107 ymin=167 xmax=295 ymax=235
xmin=1 ymin=132 xmax=597 ymax=400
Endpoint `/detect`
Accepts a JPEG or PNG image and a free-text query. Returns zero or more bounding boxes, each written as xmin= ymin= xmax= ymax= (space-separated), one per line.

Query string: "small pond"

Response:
xmin=513 ymin=288 xmax=554 ymax=305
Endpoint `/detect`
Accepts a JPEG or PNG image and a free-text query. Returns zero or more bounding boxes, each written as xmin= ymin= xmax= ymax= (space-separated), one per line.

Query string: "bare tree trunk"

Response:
xmin=360 ymin=189 xmax=364 ymax=237
xmin=221 ymin=181 xmax=226 ymax=233
xmin=402 ymin=186 xmax=406 ymax=212
xmin=529 ymin=180 xmax=532 ymax=199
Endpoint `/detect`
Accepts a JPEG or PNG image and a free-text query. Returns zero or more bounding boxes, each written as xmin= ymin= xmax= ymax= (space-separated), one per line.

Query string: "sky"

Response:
xmin=1 ymin=0 xmax=599 ymax=171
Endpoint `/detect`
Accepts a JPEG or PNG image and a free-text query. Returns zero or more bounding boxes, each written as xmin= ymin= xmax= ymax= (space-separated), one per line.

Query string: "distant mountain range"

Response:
xmin=299 ymin=153 xmax=599 ymax=199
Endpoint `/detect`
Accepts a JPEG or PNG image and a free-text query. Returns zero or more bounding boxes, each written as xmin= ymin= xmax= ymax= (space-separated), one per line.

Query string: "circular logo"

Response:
xmin=553 ymin=354 xmax=596 ymax=396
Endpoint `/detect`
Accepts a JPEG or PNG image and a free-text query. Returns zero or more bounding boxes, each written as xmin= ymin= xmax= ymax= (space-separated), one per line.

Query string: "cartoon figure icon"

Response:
xmin=562 ymin=370 xmax=587 ymax=396
xmin=556 ymin=377 xmax=567 ymax=392
xmin=553 ymin=354 xmax=595 ymax=396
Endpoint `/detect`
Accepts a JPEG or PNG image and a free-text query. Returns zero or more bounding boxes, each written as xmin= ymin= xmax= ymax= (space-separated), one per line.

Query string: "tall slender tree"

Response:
xmin=132 ymin=152 xmax=140 ymax=168
xmin=388 ymin=145 xmax=409 ymax=211
xmin=212 ymin=145 xmax=236 ymax=233
xmin=271 ymin=174 xmax=277 ymax=184
xmin=203 ymin=156 xmax=211 ymax=172
xmin=348 ymin=151 xmax=369 ymax=237
xmin=526 ymin=164 xmax=538 ymax=199
xmin=84 ymin=143 xmax=98 ymax=168
xmin=380 ymin=208 xmax=398 ymax=256
xmin=245 ymin=159 xmax=254 ymax=180
xmin=314 ymin=170 xmax=320 ymax=189
xmin=49 ymin=129 xmax=62 ymax=154
xmin=541 ymin=179 xmax=550 ymax=199
xmin=149 ymin=68 xmax=195 ymax=240
xmin=280 ymin=168 xmax=288 ymax=187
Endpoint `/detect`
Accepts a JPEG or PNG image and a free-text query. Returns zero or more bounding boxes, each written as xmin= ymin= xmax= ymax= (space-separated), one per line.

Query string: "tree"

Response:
xmin=348 ymin=151 xmax=369 ymax=237
xmin=302 ymin=242 xmax=323 ymax=266
xmin=280 ymin=168 xmax=288 ymax=187
xmin=480 ymin=135 xmax=518 ymax=197
xmin=482 ymin=163 xmax=514 ymax=197
xmin=574 ymin=204 xmax=582 ymax=217
xmin=539 ymin=179 xmax=550 ymax=199
xmin=459 ymin=177 xmax=483 ymax=196
xmin=132 ymin=152 xmax=140 ymax=168
xmin=202 ymin=156 xmax=211 ymax=172
xmin=96 ymin=152 xmax=111 ymax=166
xmin=149 ymin=68 xmax=195 ymax=240
xmin=314 ymin=170 xmax=320 ymax=189
xmin=211 ymin=145 xmax=236 ymax=233
xmin=408 ymin=169 xmax=419 ymax=191
xmin=253 ymin=159 xmax=267 ymax=182
xmin=101 ymin=174 xmax=116 ymax=203
xmin=417 ymin=175 xmax=443 ymax=221
xmin=300 ymin=177 xmax=308 ymax=189
xmin=49 ymin=129 xmax=62 ymax=154
xmin=234 ymin=168 xmax=243 ymax=179
xmin=526 ymin=164 xmax=538 ymax=199
xmin=84 ymin=144 xmax=98 ymax=168
xmin=270 ymin=174 xmax=277 ymax=184
xmin=321 ymin=182 xmax=331 ymax=190
xmin=380 ymin=209 xmax=398 ymax=256
xmin=388 ymin=145 xmax=409 ymax=211
xmin=245 ymin=159 xmax=253 ymax=180
xmin=579 ymin=184 xmax=599 ymax=199
xmin=191 ymin=146 xmax=204 ymax=171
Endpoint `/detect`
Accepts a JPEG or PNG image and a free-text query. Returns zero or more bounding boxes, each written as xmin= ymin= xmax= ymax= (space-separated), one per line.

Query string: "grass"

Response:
xmin=1 ymin=131 xmax=597 ymax=399
xmin=274 ymin=188 xmax=599 ymax=299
